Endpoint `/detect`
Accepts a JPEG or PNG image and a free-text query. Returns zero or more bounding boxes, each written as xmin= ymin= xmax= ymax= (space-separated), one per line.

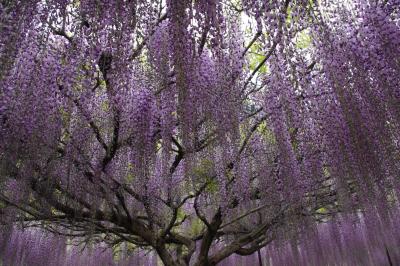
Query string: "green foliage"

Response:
xmin=190 ymin=218 xmax=204 ymax=236
xmin=192 ymin=159 xmax=220 ymax=193
xmin=126 ymin=163 xmax=135 ymax=182
xmin=101 ymin=100 xmax=110 ymax=112
xmin=177 ymin=208 xmax=186 ymax=221
xmin=323 ymin=166 xmax=330 ymax=177
xmin=257 ymin=121 xmax=276 ymax=144
xmin=59 ymin=107 xmax=70 ymax=125
xmin=316 ymin=207 xmax=328 ymax=214
xmin=286 ymin=6 xmax=293 ymax=25
xmin=296 ymin=30 xmax=312 ymax=49
xmin=192 ymin=159 xmax=213 ymax=180
xmin=206 ymin=179 xmax=219 ymax=193
xmin=248 ymin=42 xmax=268 ymax=74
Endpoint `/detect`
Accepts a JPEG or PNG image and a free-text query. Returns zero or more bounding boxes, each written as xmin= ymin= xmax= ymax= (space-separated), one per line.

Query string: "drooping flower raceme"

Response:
xmin=0 ymin=0 xmax=399 ymax=265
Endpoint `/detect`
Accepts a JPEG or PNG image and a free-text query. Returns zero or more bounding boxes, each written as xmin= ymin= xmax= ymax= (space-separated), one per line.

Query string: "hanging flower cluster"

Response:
xmin=0 ymin=0 xmax=399 ymax=265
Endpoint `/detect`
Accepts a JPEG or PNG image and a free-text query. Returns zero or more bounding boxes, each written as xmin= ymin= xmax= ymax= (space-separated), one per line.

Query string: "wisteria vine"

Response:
xmin=0 ymin=0 xmax=399 ymax=265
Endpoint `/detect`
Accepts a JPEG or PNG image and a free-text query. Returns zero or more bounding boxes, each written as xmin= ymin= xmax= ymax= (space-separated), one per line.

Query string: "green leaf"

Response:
xmin=101 ymin=100 xmax=110 ymax=112
xmin=126 ymin=163 xmax=135 ymax=182
xmin=192 ymin=159 xmax=214 ymax=180
xmin=323 ymin=167 xmax=330 ymax=177
xmin=249 ymin=54 xmax=268 ymax=74
xmin=258 ymin=121 xmax=276 ymax=144
xmin=316 ymin=207 xmax=328 ymax=214
xmin=286 ymin=6 xmax=293 ymax=25
xmin=177 ymin=208 xmax=186 ymax=221
xmin=206 ymin=179 xmax=219 ymax=193
xmin=296 ymin=30 xmax=312 ymax=49
xmin=190 ymin=218 xmax=204 ymax=236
